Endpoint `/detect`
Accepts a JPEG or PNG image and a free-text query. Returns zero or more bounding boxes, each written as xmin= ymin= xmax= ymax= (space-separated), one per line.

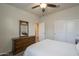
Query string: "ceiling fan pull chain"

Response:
xmin=42 ymin=8 xmax=45 ymax=12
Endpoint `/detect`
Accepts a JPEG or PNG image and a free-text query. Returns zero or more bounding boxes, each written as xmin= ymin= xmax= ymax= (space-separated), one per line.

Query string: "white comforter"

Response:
xmin=24 ymin=39 xmax=78 ymax=56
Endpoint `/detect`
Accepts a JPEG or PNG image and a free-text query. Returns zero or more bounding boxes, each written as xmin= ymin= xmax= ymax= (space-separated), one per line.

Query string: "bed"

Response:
xmin=23 ymin=39 xmax=79 ymax=56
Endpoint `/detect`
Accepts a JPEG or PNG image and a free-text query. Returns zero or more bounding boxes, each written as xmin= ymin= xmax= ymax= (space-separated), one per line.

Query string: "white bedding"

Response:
xmin=24 ymin=39 xmax=79 ymax=56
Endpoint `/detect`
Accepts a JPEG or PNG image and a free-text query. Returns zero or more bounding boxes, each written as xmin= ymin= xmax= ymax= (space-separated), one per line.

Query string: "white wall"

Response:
xmin=0 ymin=4 xmax=39 ymax=53
xmin=40 ymin=5 xmax=79 ymax=44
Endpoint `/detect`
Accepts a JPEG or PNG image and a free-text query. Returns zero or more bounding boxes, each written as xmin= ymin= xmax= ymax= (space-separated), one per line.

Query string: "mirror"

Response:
xmin=19 ymin=20 xmax=29 ymax=37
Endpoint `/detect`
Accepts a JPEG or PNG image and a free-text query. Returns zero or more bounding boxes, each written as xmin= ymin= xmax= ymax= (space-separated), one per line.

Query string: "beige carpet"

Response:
xmin=0 ymin=51 xmax=24 ymax=56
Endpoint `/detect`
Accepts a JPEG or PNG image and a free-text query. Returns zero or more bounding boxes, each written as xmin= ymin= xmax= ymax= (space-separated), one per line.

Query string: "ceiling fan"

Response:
xmin=32 ymin=3 xmax=59 ymax=13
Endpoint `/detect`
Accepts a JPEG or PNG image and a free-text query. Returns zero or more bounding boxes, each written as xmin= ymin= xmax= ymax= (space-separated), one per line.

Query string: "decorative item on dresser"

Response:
xmin=12 ymin=36 xmax=35 ymax=55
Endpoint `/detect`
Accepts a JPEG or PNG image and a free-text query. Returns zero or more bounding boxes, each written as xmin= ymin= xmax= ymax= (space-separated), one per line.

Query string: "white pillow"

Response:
xmin=76 ymin=43 xmax=79 ymax=54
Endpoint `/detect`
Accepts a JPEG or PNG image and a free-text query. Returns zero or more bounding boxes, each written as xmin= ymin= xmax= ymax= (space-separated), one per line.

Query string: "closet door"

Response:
xmin=66 ymin=20 xmax=76 ymax=44
xmin=54 ymin=20 xmax=76 ymax=44
xmin=54 ymin=20 xmax=67 ymax=42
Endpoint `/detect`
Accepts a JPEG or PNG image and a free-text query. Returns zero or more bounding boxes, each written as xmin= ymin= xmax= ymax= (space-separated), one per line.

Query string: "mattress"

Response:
xmin=24 ymin=39 xmax=78 ymax=56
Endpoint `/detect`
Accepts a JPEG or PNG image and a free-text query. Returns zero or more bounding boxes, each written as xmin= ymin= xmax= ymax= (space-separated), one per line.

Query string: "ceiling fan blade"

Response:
xmin=32 ymin=5 xmax=40 ymax=9
xmin=47 ymin=4 xmax=58 ymax=8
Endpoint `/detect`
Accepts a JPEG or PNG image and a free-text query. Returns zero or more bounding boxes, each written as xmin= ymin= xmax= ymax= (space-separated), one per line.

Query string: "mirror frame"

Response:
xmin=19 ymin=20 xmax=29 ymax=37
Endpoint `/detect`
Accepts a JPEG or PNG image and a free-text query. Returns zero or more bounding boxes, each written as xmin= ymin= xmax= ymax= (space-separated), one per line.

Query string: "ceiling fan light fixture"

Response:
xmin=40 ymin=3 xmax=47 ymax=8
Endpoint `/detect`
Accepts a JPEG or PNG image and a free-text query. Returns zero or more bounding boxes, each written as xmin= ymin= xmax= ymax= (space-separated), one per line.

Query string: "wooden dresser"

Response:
xmin=12 ymin=36 xmax=35 ymax=55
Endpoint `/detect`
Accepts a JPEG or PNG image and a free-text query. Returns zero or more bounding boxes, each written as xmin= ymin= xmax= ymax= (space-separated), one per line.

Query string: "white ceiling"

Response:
xmin=8 ymin=3 xmax=79 ymax=16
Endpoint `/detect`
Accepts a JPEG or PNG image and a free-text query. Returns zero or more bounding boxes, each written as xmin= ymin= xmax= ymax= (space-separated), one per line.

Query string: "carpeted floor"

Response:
xmin=0 ymin=51 xmax=24 ymax=56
